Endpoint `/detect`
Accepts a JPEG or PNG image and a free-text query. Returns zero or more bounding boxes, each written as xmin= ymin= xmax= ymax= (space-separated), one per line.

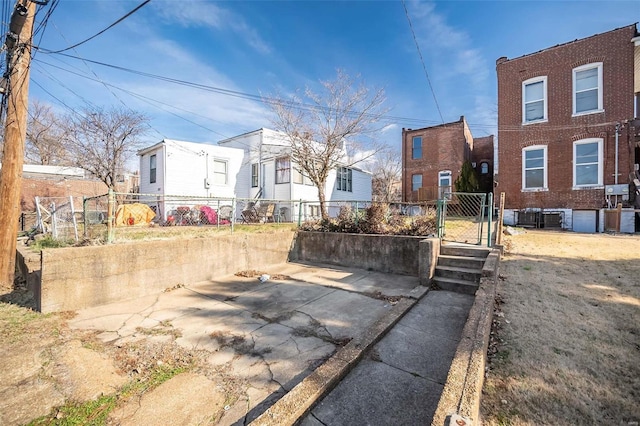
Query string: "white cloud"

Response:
xmin=406 ymin=1 xmax=494 ymax=131
xmin=151 ymin=2 xmax=271 ymax=54
xmin=381 ymin=123 xmax=398 ymax=134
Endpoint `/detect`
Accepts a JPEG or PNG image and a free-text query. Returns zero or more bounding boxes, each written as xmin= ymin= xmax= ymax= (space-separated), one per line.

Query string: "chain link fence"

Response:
xmin=34 ymin=196 xmax=82 ymax=242
xmin=28 ymin=191 xmax=496 ymax=244
xmin=298 ymin=200 xmax=439 ymax=235
xmin=438 ymin=192 xmax=491 ymax=245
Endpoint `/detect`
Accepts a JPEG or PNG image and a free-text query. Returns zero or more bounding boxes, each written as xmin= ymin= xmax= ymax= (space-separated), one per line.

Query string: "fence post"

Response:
xmin=496 ymin=192 xmax=505 ymax=245
xmin=487 ymin=192 xmax=493 ymax=247
xmin=83 ymin=197 xmax=88 ymax=238
xmin=231 ymin=198 xmax=236 ymax=233
xmin=297 ymin=200 xmax=303 ymax=227
xmin=107 ymin=188 xmax=115 ymax=243
xmin=355 ymin=201 xmax=359 ymax=226
xmin=436 ymin=200 xmax=444 ymax=238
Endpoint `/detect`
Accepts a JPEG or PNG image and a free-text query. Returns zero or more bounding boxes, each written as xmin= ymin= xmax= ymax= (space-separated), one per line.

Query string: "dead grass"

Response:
xmin=112 ymin=223 xmax=297 ymax=243
xmin=481 ymin=230 xmax=640 ymax=425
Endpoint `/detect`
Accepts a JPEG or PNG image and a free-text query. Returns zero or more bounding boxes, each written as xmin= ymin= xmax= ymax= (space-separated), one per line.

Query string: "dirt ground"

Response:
xmin=4 ymin=229 xmax=639 ymax=425
xmin=481 ymin=230 xmax=640 ymax=425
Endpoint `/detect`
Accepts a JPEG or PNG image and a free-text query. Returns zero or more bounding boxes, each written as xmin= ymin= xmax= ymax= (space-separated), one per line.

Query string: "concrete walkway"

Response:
xmin=68 ymin=262 xmax=474 ymax=425
xmin=300 ymin=291 xmax=474 ymax=426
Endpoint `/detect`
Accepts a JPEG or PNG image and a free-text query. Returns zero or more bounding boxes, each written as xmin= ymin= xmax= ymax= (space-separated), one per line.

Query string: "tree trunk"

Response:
xmin=317 ymin=185 xmax=328 ymax=221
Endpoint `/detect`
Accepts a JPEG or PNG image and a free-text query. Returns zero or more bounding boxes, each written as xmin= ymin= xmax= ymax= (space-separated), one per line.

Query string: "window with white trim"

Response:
xmin=411 ymin=174 xmax=422 ymax=191
xmin=522 ymin=146 xmax=547 ymax=190
xmin=149 ymin=154 xmax=156 ymax=184
xmin=293 ymin=167 xmax=313 ymax=185
xmin=213 ymin=159 xmax=227 ymax=185
xmin=573 ymin=63 xmax=603 ymax=115
xmin=251 ymin=163 xmax=258 ymax=187
xmin=573 ymin=138 xmax=603 ymax=187
xmin=275 ymin=157 xmax=290 ymax=184
xmin=336 ymin=167 xmax=352 ymax=192
xmin=522 ymin=77 xmax=547 ymax=123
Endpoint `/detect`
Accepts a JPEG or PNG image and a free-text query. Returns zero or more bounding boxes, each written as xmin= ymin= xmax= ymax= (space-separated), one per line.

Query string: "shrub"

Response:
xmin=299 ymin=203 xmax=437 ymax=237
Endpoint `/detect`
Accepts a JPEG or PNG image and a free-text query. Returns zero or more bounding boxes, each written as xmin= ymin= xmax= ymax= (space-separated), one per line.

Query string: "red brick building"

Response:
xmin=401 ymin=116 xmax=494 ymax=202
xmin=497 ymin=24 xmax=639 ymax=232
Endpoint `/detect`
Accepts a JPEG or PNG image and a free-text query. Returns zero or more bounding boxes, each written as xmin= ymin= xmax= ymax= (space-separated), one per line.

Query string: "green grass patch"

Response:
xmin=27 ymin=364 xmax=188 ymax=426
xmin=30 ymin=235 xmax=72 ymax=252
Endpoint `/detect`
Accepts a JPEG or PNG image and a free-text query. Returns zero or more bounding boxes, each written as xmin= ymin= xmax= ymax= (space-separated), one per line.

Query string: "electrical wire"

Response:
xmin=38 ymin=0 xmax=150 ymax=54
xmin=401 ymin=0 xmax=445 ymax=124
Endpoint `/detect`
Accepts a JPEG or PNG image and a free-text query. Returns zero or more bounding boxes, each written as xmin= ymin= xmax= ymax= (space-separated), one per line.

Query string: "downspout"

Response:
xmin=162 ymin=142 xmax=168 ymax=220
xmin=259 ymin=132 xmax=264 ymax=199
xmin=205 ymin=152 xmax=209 ymax=197
xmin=615 ymin=123 xmax=620 ymax=185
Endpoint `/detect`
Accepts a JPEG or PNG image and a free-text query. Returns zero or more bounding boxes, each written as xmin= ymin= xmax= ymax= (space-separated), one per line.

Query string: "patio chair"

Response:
xmin=219 ymin=205 xmax=233 ymax=222
xmin=241 ymin=202 xmax=259 ymax=223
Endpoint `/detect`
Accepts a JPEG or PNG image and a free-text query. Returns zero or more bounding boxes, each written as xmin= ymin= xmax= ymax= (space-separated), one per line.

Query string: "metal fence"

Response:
xmin=26 ymin=190 xmax=497 ymax=245
xmin=34 ymin=196 xmax=81 ymax=242
xmin=437 ymin=192 xmax=493 ymax=245
xmin=298 ymin=200 xmax=437 ymax=224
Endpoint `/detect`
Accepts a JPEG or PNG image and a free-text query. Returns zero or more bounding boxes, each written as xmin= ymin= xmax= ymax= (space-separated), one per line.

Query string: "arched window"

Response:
xmin=480 ymin=162 xmax=489 ymax=174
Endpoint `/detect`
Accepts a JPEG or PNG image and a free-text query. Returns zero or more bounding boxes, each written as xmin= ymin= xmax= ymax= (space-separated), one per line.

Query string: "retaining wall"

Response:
xmin=291 ymin=231 xmax=438 ymax=278
xmin=16 ymin=231 xmax=439 ymax=313
xmin=28 ymin=232 xmax=295 ymax=313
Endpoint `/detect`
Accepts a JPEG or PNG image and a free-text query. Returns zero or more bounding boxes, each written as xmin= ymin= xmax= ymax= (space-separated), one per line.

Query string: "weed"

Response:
xmin=30 ymin=235 xmax=72 ymax=252
xmin=299 ymin=203 xmax=437 ymax=236
xmin=28 ymin=394 xmax=117 ymax=426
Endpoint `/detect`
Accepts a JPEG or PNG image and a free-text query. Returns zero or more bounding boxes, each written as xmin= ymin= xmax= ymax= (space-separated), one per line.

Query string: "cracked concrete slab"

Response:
xmin=306 ymin=359 xmax=443 ymax=426
xmin=68 ymin=262 xmax=432 ymax=425
xmin=189 ymin=278 xmax=279 ymax=302
xmin=110 ymin=372 xmax=225 ymax=425
xmin=399 ymin=291 xmax=474 ymax=340
xmin=225 ymin=280 xmax=335 ymax=318
xmin=266 ymin=262 xmax=420 ymax=297
xmin=375 ymin=323 xmax=460 ymax=384
xmin=285 ymin=290 xmax=394 ymax=340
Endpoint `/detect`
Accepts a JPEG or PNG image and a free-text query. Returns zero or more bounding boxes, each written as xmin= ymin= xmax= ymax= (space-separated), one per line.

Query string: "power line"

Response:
xmin=33 ymin=58 xmax=238 ymax=138
xmin=401 ymin=0 xmax=445 ymax=124
xmin=38 ymin=0 xmax=150 ymax=54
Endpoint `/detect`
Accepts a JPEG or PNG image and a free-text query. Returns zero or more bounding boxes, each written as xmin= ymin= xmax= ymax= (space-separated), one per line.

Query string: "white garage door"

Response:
xmin=573 ymin=210 xmax=596 ymax=233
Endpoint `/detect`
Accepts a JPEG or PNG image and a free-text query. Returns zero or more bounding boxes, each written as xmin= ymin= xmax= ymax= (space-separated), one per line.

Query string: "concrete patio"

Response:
xmin=69 ymin=261 xmax=472 ymax=425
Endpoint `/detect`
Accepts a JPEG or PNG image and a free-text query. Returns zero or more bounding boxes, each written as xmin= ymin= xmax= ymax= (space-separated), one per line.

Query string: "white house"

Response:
xmin=138 ymin=139 xmax=243 ymax=220
xmin=218 ymin=128 xmax=373 ymax=220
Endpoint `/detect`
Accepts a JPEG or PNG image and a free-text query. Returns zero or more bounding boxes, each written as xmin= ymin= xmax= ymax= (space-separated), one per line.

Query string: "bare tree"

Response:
xmin=371 ymin=147 xmax=402 ymax=203
xmin=63 ymin=107 xmax=148 ymax=189
xmin=26 ymin=100 xmax=69 ymax=165
xmin=269 ymin=70 xmax=388 ymax=220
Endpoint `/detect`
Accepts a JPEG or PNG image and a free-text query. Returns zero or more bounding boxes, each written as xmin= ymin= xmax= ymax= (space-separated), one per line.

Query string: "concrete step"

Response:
xmin=440 ymin=245 xmax=490 ymax=258
xmin=435 ymin=265 xmax=482 ymax=282
xmin=432 ymin=276 xmax=478 ymax=295
xmin=437 ymin=254 xmax=485 ymax=269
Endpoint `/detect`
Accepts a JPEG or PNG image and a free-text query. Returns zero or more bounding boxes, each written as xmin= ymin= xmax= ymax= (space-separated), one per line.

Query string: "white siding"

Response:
xmin=137 ymin=140 xmax=243 ymax=219
xmin=139 ymin=145 xmax=165 ymax=197
xmin=327 ymin=168 xmax=372 ymax=202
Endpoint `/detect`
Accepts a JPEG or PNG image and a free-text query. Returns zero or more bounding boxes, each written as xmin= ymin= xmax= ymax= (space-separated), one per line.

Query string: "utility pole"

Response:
xmin=0 ymin=0 xmax=36 ymax=293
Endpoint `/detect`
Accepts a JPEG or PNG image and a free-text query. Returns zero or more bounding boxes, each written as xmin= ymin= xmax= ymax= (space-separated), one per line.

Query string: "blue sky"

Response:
xmin=27 ymin=0 xmax=639 ymax=158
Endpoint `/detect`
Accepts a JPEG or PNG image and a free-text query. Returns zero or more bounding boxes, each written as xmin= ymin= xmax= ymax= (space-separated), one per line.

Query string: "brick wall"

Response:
xmin=497 ymin=24 xmax=637 ymax=210
xmin=402 ymin=117 xmax=471 ymax=201
xmin=472 ymin=135 xmax=495 ymax=193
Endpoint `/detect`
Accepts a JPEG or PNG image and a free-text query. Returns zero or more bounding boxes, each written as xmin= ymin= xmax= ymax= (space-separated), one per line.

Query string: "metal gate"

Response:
xmin=437 ymin=192 xmax=491 ymax=245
